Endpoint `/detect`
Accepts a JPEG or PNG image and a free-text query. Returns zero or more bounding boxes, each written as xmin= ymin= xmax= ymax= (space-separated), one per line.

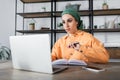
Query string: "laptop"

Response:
xmin=9 ymin=34 xmax=68 ymax=74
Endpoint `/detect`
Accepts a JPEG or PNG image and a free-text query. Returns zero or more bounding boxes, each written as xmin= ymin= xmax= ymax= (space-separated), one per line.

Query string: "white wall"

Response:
xmin=0 ymin=0 xmax=15 ymax=47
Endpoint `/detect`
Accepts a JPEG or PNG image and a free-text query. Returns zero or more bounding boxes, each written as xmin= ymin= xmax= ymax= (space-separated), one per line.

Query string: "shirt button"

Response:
xmin=70 ymin=53 xmax=73 ymax=55
xmin=80 ymin=50 xmax=83 ymax=53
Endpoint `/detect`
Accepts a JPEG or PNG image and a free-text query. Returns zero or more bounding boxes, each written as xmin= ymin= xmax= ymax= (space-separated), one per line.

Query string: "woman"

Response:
xmin=51 ymin=8 xmax=109 ymax=63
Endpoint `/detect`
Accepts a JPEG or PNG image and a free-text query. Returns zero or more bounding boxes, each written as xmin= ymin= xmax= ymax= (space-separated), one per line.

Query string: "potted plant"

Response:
xmin=0 ymin=45 xmax=11 ymax=62
xmin=41 ymin=7 xmax=46 ymax=12
xmin=94 ymin=25 xmax=98 ymax=29
xmin=29 ymin=23 xmax=35 ymax=30
xmin=57 ymin=23 xmax=63 ymax=29
xmin=102 ymin=2 xmax=109 ymax=10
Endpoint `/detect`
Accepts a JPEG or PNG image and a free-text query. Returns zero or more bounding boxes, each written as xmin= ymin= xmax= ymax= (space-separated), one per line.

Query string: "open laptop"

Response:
xmin=9 ymin=34 xmax=68 ymax=74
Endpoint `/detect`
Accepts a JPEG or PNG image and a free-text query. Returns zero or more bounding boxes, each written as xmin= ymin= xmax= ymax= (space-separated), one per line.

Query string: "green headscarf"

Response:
xmin=61 ymin=8 xmax=83 ymax=30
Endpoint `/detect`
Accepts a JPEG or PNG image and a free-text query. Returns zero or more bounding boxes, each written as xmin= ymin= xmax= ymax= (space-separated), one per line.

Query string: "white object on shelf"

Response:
xmin=104 ymin=43 xmax=120 ymax=47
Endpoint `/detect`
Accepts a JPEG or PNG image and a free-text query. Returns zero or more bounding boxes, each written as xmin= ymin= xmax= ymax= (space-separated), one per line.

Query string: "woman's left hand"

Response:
xmin=68 ymin=41 xmax=80 ymax=51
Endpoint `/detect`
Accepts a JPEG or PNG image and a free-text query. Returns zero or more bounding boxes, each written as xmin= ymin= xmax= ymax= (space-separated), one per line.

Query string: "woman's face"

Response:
xmin=62 ymin=14 xmax=78 ymax=34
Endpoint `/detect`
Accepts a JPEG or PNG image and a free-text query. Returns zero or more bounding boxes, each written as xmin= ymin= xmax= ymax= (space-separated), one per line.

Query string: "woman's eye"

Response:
xmin=67 ymin=19 xmax=73 ymax=22
xmin=62 ymin=21 xmax=65 ymax=24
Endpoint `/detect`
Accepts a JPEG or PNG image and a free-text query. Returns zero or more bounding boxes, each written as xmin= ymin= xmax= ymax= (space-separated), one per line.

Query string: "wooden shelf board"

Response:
xmin=93 ymin=29 xmax=120 ymax=32
xmin=17 ymin=30 xmax=52 ymax=33
xmin=54 ymin=10 xmax=90 ymax=17
xmin=54 ymin=29 xmax=90 ymax=33
xmin=20 ymin=0 xmax=86 ymax=3
xmin=20 ymin=0 xmax=51 ymax=3
xmin=17 ymin=9 xmax=120 ymax=18
xmin=17 ymin=12 xmax=51 ymax=18
xmin=94 ymin=9 xmax=120 ymax=16
xmin=17 ymin=29 xmax=120 ymax=33
xmin=55 ymin=0 xmax=86 ymax=2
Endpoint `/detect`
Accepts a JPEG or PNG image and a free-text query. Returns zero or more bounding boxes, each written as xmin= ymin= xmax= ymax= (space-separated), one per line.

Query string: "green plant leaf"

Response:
xmin=0 ymin=46 xmax=11 ymax=60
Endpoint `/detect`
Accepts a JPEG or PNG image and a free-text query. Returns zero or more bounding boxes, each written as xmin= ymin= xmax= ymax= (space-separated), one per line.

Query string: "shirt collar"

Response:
xmin=64 ymin=30 xmax=83 ymax=39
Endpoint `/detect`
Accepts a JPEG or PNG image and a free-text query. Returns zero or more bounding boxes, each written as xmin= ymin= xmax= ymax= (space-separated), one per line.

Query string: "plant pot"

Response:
xmin=102 ymin=4 xmax=109 ymax=10
xmin=29 ymin=23 xmax=35 ymax=30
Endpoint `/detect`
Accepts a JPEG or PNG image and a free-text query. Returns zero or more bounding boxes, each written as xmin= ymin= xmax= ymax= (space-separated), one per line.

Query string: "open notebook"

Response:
xmin=9 ymin=34 xmax=68 ymax=74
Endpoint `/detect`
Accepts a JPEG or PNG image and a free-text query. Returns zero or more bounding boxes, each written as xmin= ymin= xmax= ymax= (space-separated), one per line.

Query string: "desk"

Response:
xmin=0 ymin=61 xmax=120 ymax=80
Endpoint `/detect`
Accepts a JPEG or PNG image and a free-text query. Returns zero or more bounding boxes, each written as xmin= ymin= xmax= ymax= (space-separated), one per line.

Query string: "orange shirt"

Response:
xmin=51 ymin=30 xmax=109 ymax=63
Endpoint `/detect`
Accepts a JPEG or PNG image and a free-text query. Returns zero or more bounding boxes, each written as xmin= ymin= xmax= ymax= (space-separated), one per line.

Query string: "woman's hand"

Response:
xmin=68 ymin=42 xmax=80 ymax=51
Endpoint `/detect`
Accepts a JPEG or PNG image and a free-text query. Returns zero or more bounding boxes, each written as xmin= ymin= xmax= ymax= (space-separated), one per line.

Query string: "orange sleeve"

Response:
xmin=81 ymin=38 xmax=109 ymax=63
xmin=51 ymin=40 xmax=62 ymax=61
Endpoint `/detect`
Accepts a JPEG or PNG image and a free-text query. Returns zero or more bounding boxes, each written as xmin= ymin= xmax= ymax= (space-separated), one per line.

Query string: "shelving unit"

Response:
xmin=15 ymin=0 xmax=120 ymax=48
xmin=15 ymin=0 xmax=54 ymax=48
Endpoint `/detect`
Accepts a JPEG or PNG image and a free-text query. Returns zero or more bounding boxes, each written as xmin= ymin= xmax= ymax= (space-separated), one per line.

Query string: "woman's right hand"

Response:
xmin=68 ymin=41 xmax=80 ymax=51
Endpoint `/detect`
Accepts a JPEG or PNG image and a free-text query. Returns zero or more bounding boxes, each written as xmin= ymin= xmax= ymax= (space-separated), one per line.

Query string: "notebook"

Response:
xmin=9 ymin=34 xmax=68 ymax=74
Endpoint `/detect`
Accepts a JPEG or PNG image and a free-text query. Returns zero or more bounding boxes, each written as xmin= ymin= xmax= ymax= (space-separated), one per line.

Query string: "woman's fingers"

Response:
xmin=68 ymin=42 xmax=80 ymax=51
